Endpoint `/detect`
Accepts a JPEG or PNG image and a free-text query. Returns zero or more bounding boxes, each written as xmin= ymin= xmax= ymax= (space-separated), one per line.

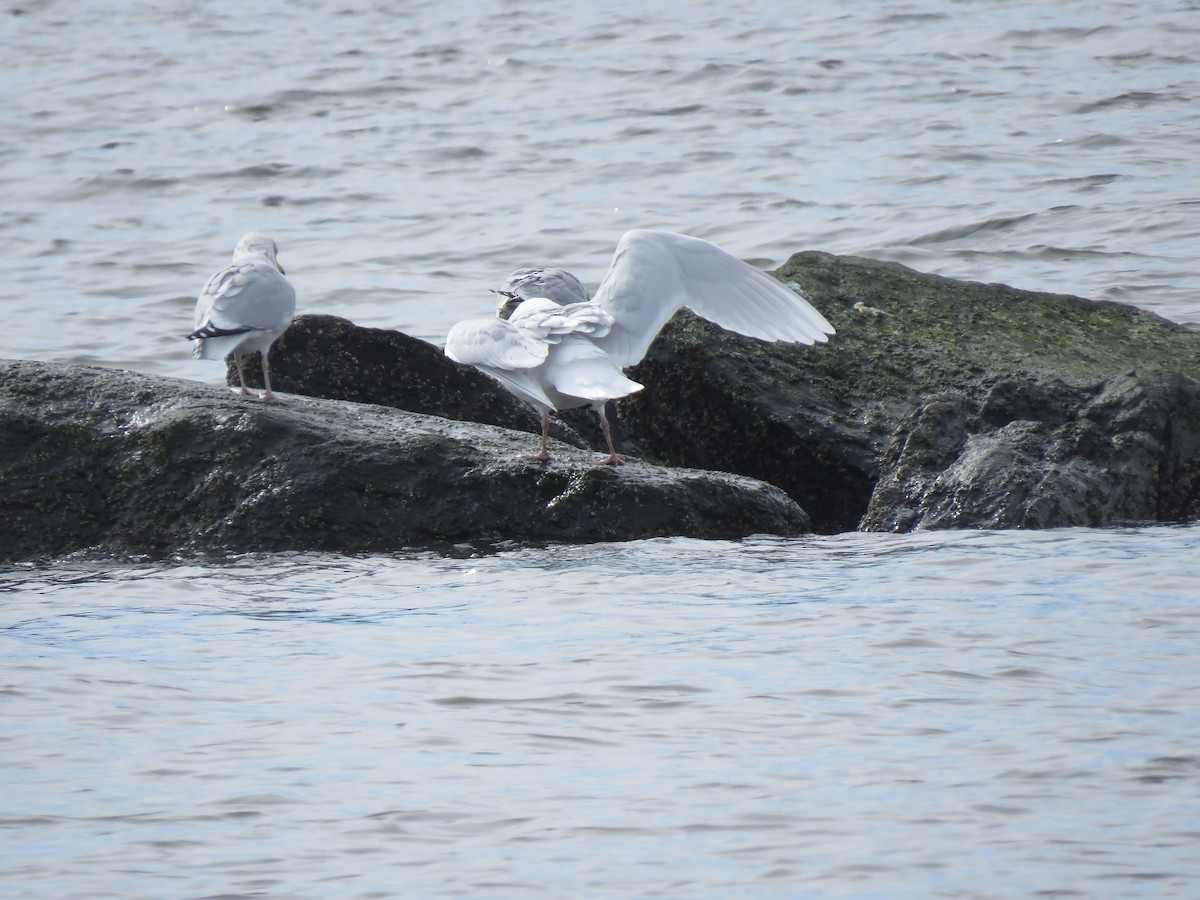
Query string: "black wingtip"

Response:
xmin=187 ymin=323 xmax=252 ymax=341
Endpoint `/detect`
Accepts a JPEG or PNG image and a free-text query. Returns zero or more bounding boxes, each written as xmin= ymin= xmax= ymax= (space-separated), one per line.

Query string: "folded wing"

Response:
xmin=542 ymin=337 xmax=644 ymax=404
xmin=194 ymin=261 xmax=296 ymax=334
xmin=509 ymin=299 xmax=614 ymax=342
xmin=445 ymin=317 xmax=558 ymax=410
xmin=444 ymin=317 xmax=550 ymax=369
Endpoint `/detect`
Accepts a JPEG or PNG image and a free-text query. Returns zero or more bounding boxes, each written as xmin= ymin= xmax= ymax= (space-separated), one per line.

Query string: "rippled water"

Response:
xmin=4 ymin=0 xmax=1200 ymax=895
xmin=3 ymin=529 xmax=1199 ymax=897
xmin=3 ymin=0 xmax=1199 ymax=381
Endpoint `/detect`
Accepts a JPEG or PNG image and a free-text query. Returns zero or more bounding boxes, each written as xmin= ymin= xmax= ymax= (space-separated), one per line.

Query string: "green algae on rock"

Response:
xmin=619 ymin=251 xmax=1200 ymax=531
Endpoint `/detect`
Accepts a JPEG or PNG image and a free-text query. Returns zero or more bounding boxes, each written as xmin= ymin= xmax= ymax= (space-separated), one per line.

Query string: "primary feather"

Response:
xmin=591 ymin=229 xmax=833 ymax=368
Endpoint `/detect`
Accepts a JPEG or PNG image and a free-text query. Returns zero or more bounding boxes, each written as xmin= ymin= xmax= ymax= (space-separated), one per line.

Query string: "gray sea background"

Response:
xmin=2 ymin=1 xmax=1199 ymax=896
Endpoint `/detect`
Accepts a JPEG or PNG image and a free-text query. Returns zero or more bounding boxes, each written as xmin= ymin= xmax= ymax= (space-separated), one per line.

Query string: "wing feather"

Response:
xmin=591 ymin=230 xmax=834 ymax=368
xmin=509 ymin=299 xmax=614 ymax=341
xmin=444 ymin=318 xmax=559 ymax=411
xmin=194 ymin=261 xmax=296 ymax=333
xmin=544 ymin=337 xmax=643 ymax=404
xmin=444 ymin=318 xmax=550 ymax=370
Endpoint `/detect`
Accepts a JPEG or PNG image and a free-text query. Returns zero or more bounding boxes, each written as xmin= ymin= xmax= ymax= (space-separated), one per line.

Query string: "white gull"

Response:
xmin=444 ymin=229 xmax=834 ymax=465
xmin=188 ymin=232 xmax=296 ymax=402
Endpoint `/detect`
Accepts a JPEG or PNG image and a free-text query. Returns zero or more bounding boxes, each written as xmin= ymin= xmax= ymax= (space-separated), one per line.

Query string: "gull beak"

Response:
xmin=276 ymin=262 xmax=286 ymax=275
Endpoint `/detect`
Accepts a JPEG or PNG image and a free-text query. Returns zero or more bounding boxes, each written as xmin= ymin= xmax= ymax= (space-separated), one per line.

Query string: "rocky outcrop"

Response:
xmin=225 ymin=314 xmax=592 ymax=449
xmin=0 ymin=360 xmax=810 ymax=562
xmin=620 ymin=252 xmax=1200 ymax=531
xmin=860 ymin=373 xmax=1200 ymax=531
xmin=8 ymin=249 xmax=1195 ymax=562
xmin=232 ymin=253 xmax=1200 ymax=534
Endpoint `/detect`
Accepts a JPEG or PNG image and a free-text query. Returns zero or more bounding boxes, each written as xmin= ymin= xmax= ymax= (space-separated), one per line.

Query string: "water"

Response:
xmin=3 ymin=0 xmax=1199 ymax=379
xmin=3 ymin=0 xmax=1200 ymax=896
xmin=3 ymin=530 xmax=1199 ymax=897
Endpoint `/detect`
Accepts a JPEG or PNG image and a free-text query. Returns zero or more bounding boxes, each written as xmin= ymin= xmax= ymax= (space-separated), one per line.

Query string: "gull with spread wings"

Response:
xmin=445 ymin=229 xmax=834 ymax=465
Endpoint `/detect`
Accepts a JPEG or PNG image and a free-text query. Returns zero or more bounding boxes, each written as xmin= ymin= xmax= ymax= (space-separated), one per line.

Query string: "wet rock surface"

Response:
xmin=0 ymin=359 xmax=810 ymax=562
xmin=6 ymin=250 xmax=1198 ymax=562
xmin=239 ymin=253 xmax=1200 ymax=533
xmin=621 ymin=251 xmax=1200 ymax=531
xmin=226 ymin=314 xmax=591 ymax=450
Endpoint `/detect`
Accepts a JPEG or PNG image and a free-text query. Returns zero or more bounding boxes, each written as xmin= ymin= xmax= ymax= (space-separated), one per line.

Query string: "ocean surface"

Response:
xmin=2 ymin=0 xmax=1199 ymax=896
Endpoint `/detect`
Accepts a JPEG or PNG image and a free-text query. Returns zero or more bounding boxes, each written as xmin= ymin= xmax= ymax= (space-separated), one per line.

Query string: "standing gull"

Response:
xmin=188 ymin=232 xmax=296 ymax=402
xmin=445 ymin=229 xmax=835 ymax=465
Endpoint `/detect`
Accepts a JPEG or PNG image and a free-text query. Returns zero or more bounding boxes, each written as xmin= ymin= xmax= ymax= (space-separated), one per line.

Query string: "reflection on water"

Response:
xmin=2 ymin=527 xmax=1199 ymax=896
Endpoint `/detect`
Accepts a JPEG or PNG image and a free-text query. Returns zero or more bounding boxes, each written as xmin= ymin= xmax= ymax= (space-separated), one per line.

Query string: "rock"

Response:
xmin=862 ymin=375 xmax=1200 ymax=530
xmin=223 ymin=252 xmax=1200 ymax=534
xmin=228 ymin=314 xmax=592 ymax=450
xmin=0 ymin=359 xmax=811 ymax=562
xmin=620 ymin=252 xmax=1200 ymax=531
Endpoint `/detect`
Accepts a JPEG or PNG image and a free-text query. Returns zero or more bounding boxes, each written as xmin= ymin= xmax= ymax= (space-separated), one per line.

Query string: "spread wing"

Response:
xmin=590 ymin=229 xmax=835 ymax=369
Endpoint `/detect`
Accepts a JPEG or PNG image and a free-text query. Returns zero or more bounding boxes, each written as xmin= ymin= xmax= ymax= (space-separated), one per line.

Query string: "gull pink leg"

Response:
xmin=259 ymin=352 xmax=289 ymax=403
xmin=528 ymin=411 xmax=553 ymax=461
xmin=598 ymin=405 xmax=624 ymax=466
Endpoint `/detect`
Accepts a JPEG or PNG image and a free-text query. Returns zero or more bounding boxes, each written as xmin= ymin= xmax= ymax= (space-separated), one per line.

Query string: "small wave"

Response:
xmin=877 ymin=12 xmax=951 ymax=24
xmin=436 ymin=145 xmax=490 ymax=160
xmin=1128 ymin=755 xmax=1200 ymax=784
xmin=1074 ymin=91 xmax=1183 ymax=114
xmin=1098 ymin=51 xmax=1197 ymax=67
xmin=1039 ymin=173 xmax=1121 ymax=188
xmin=766 ymin=198 xmax=817 ymax=210
xmin=1025 ymin=244 xmax=1144 ymax=262
xmin=673 ymin=62 xmax=739 ymax=85
xmin=1047 ymin=132 xmax=1132 ymax=149
xmin=412 ymin=43 xmax=464 ymax=61
xmin=1001 ymin=24 xmax=1116 ymax=42
xmin=67 ymin=171 xmax=182 ymax=198
xmin=199 ymin=163 xmax=342 ymax=181
xmin=224 ymin=83 xmax=416 ymax=120
xmin=628 ymin=103 xmax=707 ymax=117
xmin=906 ymin=213 xmax=1039 ymax=246
xmin=259 ymin=191 xmax=387 ymax=209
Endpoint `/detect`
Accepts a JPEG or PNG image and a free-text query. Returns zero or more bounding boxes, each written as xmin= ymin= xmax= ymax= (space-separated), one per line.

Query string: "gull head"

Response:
xmin=233 ymin=232 xmax=285 ymax=274
xmin=491 ymin=289 xmax=525 ymax=321
xmin=501 ymin=267 xmax=589 ymax=306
